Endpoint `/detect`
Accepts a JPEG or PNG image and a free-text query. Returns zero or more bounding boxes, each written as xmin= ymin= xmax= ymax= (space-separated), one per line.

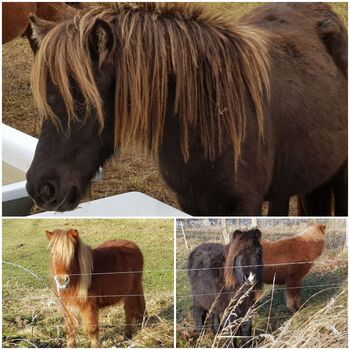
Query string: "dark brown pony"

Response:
xmin=25 ymin=3 xmax=347 ymax=216
xmin=258 ymin=224 xmax=326 ymax=312
xmin=46 ymin=228 xmax=145 ymax=347
xmin=188 ymin=229 xmax=263 ymax=347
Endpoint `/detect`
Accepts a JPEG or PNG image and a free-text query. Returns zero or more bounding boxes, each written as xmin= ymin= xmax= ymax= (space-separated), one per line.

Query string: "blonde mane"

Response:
xmin=32 ymin=3 xmax=270 ymax=166
xmin=49 ymin=230 xmax=93 ymax=301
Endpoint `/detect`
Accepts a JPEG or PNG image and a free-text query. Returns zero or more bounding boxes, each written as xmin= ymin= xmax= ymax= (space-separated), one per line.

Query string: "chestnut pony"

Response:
xmin=26 ymin=3 xmax=347 ymax=216
xmin=46 ymin=229 xmax=145 ymax=347
xmin=2 ymin=2 xmax=79 ymax=52
xmin=188 ymin=229 xmax=263 ymax=347
xmin=260 ymin=224 xmax=326 ymax=312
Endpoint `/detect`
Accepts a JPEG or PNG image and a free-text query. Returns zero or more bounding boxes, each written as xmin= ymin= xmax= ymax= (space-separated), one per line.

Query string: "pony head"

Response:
xmin=26 ymin=10 xmax=117 ymax=211
xmin=46 ymin=228 xmax=93 ymax=300
xmin=224 ymin=228 xmax=263 ymax=289
xmin=25 ymin=3 xmax=270 ymax=212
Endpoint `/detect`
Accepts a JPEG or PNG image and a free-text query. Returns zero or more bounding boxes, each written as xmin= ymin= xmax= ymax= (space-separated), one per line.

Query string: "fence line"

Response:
xmin=3 ymin=258 xmax=347 ymax=278
xmin=3 ymin=283 xmax=343 ymax=301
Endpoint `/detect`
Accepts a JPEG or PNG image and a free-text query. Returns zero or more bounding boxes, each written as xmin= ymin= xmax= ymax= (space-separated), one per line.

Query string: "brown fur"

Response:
xmin=46 ymin=228 xmax=145 ymax=347
xmin=260 ymin=224 xmax=326 ymax=312
xmin=31 ymin=3 xmax=270 ymax=167
xmin=2 ymin=3 xmax=71 ymax=46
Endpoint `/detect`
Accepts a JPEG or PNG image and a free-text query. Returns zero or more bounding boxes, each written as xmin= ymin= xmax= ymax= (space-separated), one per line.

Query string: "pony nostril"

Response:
xmin=39 ymin=182 xmax=56 ymax=203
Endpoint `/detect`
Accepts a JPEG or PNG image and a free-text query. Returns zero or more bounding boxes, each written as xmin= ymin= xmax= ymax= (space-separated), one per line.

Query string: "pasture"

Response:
xmin=2 ymin=2 xmax=347 ymax=216
xmin=176 ymin=218 xmax=348 ymax=347
xmin=2 ymin=219 xmax=174 ymax=348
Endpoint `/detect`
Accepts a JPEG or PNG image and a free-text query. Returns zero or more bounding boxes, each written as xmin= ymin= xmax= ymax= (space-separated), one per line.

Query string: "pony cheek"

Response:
xmin=234 ymin=256 xmax=245 ymax=285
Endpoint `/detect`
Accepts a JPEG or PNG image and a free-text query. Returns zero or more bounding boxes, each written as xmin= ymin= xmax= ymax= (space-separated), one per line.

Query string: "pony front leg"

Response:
xmin=240 ymin=320 xmax=253 ymax=348
xmin=64 ymin=311 xmax=77 ymax=348
xmin=81 ymin=304 xmax=99 ymax=348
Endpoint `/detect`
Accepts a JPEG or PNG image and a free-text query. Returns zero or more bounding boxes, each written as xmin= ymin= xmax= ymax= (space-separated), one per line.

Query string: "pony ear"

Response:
xmin=254 ymin=229 xmax=262 ymax=240
xmin=29 ymin=14 xmax=55 ymax=45
xmin=317 ymin=224 xmax=326 ymax=234
xmin=67 ymin=229 xmax=79 ymax=239
xmin=88 ymin=18 xmax=115 ymax=64
xmin=45 ymin=230 xmax=53 ymax=240
xmin=230 ymin=230 xmax=242 ymax=241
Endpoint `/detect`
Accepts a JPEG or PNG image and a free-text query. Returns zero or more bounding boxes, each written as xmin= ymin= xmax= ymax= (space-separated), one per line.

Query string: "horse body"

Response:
xmin=26 ymin=3 xmax=347 ymax=216
xmin=46 ymin=229 xmax=145 ymax=347
xmin=260 ymin=223 xmax=325 ymax=312
xmin=160 ymin=4 xmax=347 ymax=215
xmin=188 ymin=229 xmax=263 ymax=347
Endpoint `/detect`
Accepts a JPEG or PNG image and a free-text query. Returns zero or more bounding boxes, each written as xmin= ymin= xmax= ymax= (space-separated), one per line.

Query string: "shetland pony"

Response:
xmin=188 ymin=229 xmax=263 ymax=347
xmin=25 ymin=3 xmax=347 ymax=216
xmin=260 ymin=224 xmax=326 ymax=313
xmin=46 ymin=229 xmax=145 ymax=347
xmin=2 ymin=2 xmax=79 ymax=52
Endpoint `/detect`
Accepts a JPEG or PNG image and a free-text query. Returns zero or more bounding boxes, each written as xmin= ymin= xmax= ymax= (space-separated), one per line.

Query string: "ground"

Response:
xmin=2 ymin=219 xmax=174 ymax=348
xmin=176 ymin=218 xmax=348 ymax=348
xmin=2 ymin=3 xmax=347 ymax=215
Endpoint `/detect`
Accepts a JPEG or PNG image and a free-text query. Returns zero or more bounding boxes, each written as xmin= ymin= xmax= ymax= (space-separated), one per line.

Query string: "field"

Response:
xmin=2 ymin=2 xmax=347 ymax=215
xmin=176 ymin=218 xmax=348 ymax=348
xmin=2 ymin=219 xmax=174 ymax=348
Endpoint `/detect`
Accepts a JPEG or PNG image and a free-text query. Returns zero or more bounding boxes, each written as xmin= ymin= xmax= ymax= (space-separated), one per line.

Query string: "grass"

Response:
xmin=176 ymin=219 xmax=348 ymax=348
xmin=2 ymin=219 xmax=174 ymax=348
xmin=2 ymin=3 xmax=347 ymax=216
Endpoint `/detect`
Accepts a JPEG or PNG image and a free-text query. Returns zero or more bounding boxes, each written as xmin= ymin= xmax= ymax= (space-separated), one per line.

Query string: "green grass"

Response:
xmin=2 ymin=219 xmax=174 ymax=348
xmin=176 ymin=221 xmax=348 ymax=348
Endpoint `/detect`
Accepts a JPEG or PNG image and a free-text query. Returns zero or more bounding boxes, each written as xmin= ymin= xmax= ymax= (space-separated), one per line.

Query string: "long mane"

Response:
xmin=49 ymin=231 xmax=93 ymax=301
xmin=32 ymin=3 xmax=270 ymax=166
xmin=224 ymin=235 xmax=255 ymax=288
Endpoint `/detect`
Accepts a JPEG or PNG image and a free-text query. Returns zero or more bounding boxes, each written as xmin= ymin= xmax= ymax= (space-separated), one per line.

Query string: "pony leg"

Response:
xmin=211 ymin=314 xmax=220 ymax=334
xmin=81 ymin=304 xmax=99 ymax=348
xmin=332 ymin=162 xmax=348 ymax=216
xmin=240 ymin=320 xmax=253 ymax=348
xmin=299 ymin=182 xmax=332 ymax=216
xmin=124 ymin=296 xmax=139 ymax=340
xmin=64 ymin=311 xmax=78 ymax=348
xmin=192 ymin=299 xmax=207 ymax=334
xmin=285 ymin=279 xmax=302 ymax=313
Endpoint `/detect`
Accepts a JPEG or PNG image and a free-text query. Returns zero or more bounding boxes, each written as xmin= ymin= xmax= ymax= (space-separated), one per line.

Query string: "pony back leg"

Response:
xmin=332 ymin=162 xmax=348 ymax=216
xmin=298 ymin=182 xmax=332 ymax=216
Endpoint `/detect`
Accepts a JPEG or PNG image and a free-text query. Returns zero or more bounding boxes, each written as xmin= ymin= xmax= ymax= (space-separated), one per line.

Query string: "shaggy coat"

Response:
xmin=188 ymin=229 xmax=263 ymax=347
xmin=260 ymin=223 xmax=326 ymax=312
xmin=25 ymin=3 xmax=347 ymax=216
xmin=47 ymin=228 xmax=145 ymax=348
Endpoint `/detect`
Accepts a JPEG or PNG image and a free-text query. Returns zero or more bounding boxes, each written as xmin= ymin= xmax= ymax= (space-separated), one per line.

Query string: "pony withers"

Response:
xmin=188 ymin=229 xmax=263 ymax=347
xmin=258 ymin=223 xmax=326 ymax=313
xmin=46 ymin=229 xmax=145 ymax=347
xmin=26 ymin=3 xmax=347 ymax=216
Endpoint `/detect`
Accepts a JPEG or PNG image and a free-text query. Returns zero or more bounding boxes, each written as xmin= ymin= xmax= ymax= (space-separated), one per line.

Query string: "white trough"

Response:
xmin=2 ymin=124 xmax=37 ymax=216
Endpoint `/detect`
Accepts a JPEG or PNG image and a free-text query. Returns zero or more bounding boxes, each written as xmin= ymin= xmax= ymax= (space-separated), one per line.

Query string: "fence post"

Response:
xmin=180 ymin=221 xmax=189 ymax=250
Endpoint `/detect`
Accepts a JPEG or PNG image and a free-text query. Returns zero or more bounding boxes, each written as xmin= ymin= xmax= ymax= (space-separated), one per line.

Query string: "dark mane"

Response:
xmin=31 ymin=3 xmax=270 ymax=166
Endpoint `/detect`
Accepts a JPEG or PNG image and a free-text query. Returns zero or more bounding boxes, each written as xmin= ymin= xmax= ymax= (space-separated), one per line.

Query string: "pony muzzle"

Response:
xmin=54 ymin=274 xmax=71 ymax=291
xmin=244 ymin=272 xmax=256 ymax=285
